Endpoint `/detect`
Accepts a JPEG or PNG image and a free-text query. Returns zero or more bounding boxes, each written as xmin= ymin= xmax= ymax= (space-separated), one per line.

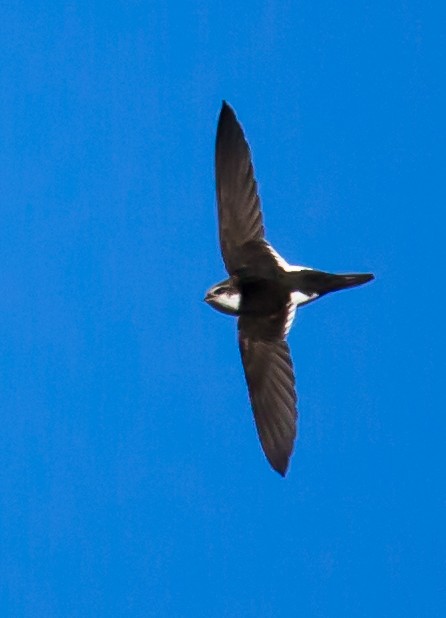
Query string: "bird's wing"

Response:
xmin=215 ymin=101 xmax=265 ymax=275
xmin=238 ymin=312 xmax=297 ymax=476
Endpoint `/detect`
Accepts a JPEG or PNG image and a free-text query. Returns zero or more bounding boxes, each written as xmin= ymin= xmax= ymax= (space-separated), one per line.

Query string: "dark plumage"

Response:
xmin=205 ymin=102 xmax=374 ymax=476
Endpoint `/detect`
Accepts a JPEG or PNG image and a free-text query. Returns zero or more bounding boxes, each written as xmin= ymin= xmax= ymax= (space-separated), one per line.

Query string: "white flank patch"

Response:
xmin=265 ymin=243 xmax=318 ymax=336
xmin=265 ymin=242 xmax=312 ymax=273
xmin=283 ymin=291 xmax=319 ymax=337
xmin=290 ymin=290 xmax=318 ymax=307
xmin=283 ymin=302 xmax=297 ymax=336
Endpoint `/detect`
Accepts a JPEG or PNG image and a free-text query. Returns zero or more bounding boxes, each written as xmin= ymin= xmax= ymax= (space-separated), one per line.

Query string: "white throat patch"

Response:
xmin=215 ymin=291 xmax=241 ymax=313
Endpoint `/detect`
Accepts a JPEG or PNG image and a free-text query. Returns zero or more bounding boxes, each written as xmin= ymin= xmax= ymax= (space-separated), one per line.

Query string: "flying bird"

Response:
xmin=205 ymin=101 xmax=374 ymax=476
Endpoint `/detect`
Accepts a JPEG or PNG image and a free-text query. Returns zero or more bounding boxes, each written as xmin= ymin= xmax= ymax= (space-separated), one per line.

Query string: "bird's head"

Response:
xmin=204 ymin=279 xmax=241 ymax=315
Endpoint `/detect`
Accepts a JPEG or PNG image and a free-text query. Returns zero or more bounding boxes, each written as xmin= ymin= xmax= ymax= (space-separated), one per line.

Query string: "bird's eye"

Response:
xmin=214 ymin=287 xmax=225 ymax=295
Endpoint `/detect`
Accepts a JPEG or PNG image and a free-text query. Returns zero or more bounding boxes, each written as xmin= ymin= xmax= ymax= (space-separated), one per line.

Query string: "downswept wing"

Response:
xmin=238 ymin=312 xmax=297 ymax=476
xmin=215 ymin=101 xmax=265 ymax=275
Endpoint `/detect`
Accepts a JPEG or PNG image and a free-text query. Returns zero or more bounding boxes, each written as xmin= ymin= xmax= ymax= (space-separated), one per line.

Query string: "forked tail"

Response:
xmin=293 ymin=270 xmax=374 ymax=296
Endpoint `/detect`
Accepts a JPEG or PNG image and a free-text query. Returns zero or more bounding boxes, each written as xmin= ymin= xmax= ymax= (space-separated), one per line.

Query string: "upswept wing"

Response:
xmin=215 ymin=101 xmax=265 ymax=275
xmin=238 ymin=312 xmax=297 ymax=476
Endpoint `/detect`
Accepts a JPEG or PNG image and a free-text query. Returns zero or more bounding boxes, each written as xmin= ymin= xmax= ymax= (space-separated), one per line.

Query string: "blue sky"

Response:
xmin=1 ymin=1 xmax=444 ymax=616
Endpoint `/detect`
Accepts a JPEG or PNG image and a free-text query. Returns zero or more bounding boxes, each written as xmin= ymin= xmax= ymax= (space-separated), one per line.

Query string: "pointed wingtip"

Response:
xmin=270 ymin=456 xmax=290 ymax=477
xmin=220 ymin=100 xmax=234 ymax=116
xmin=275 ymin=465 xmax=288 ymax=478
xmin=217 ymin=101 xmax=238 ymax=134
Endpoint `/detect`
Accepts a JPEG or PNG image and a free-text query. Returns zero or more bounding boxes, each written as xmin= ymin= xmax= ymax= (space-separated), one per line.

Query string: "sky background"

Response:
xmin=1 ymin=1 xmax=445 ymax=616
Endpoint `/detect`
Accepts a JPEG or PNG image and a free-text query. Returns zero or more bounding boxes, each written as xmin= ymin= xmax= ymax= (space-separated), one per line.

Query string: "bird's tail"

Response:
xmin=322 ymin=272 xmax=374 ymax=293
xmin=294 ymin=270 xmax=374 ymax=296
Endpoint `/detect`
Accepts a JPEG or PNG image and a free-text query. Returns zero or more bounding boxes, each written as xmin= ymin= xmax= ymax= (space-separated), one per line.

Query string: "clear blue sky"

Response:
xmin=1 ymin=2 xmax=444 ymax=616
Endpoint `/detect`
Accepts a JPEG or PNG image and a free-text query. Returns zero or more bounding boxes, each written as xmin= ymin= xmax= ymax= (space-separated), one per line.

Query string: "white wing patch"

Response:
xmin=265 ymin=243 xmax=312 ymax=273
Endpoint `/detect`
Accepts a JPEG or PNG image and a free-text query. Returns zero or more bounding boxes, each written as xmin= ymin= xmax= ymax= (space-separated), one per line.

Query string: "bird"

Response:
xmin=204 ymin=101 xmax=374 ymax=476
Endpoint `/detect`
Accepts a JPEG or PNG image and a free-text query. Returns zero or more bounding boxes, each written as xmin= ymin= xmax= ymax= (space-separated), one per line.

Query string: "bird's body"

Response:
xmin=205 ymin=102 xmax=374 ymax=476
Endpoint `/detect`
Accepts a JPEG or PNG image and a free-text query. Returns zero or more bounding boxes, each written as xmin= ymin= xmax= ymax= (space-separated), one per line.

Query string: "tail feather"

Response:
xmin=292 ymin=270 xmax=374 ymax=296
xmin=334 ymin=273 xmax=375 ymax=289
xmin=319 ymin=272 xmax=374 ymax=295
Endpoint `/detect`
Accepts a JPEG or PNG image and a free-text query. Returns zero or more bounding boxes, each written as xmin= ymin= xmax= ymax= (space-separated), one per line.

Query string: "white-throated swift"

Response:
xmin=205 ymin=102 xmax=374 ymax=476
